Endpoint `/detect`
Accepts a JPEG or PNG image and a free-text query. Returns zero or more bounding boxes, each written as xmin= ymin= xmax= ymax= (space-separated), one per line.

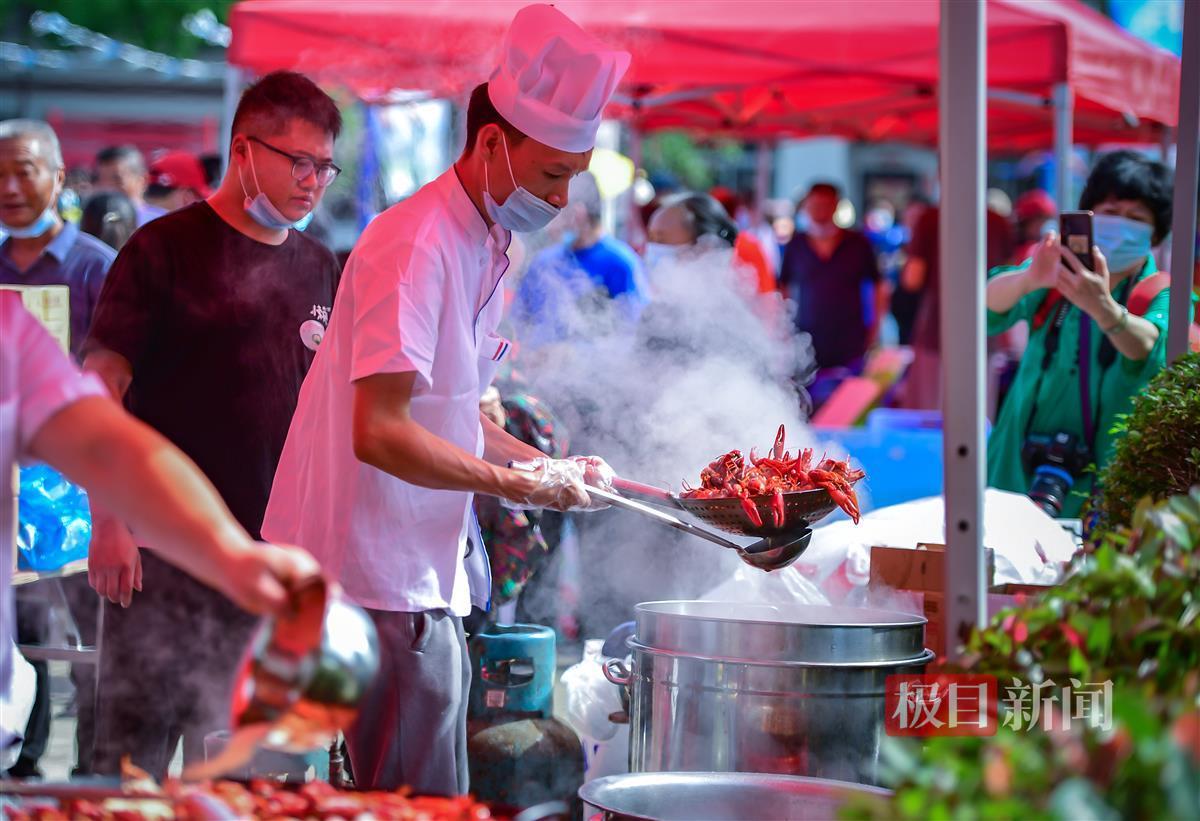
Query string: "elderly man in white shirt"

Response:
xmin=0 ymin=292 xmax=320 ymax=756
xmin=262 ymin=3 xmax=629 ymax=796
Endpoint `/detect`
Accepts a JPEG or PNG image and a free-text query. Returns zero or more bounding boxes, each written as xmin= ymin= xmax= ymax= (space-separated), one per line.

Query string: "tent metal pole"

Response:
xmin=940 ymin=0 xmax=988 ymax=659
xmin=987 ymin=89 xmax=1048 ymax=109
xmin=220 ymin=63 xmax=243 ymax=177
xmin=1168 ymin=1 xmax=1199 ymax=362
xmin=1052 ymin=82 xmax=1073 ymax=209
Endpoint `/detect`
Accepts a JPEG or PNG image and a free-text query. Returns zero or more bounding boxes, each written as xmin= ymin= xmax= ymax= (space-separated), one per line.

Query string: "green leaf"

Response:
xmin=1180 ymin=601 xmax=1200 ymax=630
xmin=1087 ymin=617 xmax=1113 ymax=657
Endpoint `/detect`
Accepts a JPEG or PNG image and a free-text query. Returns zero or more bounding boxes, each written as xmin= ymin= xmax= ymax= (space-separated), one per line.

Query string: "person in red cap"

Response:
xmin=144 ymin=151 xmax=211 ymax=214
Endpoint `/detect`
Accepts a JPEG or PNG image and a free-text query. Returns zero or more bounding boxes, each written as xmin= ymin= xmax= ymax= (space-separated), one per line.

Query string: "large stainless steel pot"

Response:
xmin=622 ymin=601 xmax=933 ymax=786
xmin=579 ymin=772 xmax=890 ymax=821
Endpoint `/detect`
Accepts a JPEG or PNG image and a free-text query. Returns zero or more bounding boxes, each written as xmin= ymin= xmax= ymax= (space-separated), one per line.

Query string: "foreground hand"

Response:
xmin=88 ymin=517 xmax=142 ymax=608
xmin=1057 ymin=244 xmax=1115 ymax=322
xmin=220 ymin=542 xmax=324 ymax=617
xmin=507 ymin=457 xmax=593 ymax=512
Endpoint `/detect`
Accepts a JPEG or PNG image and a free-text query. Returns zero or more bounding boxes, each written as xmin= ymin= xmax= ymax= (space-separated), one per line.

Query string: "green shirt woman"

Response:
xmin=985 ymin=150 xmax=1186 ymax=517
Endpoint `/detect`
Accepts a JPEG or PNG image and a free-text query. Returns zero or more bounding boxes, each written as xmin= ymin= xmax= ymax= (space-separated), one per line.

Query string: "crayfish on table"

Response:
xmin=680 ymin=424 xmax=866 ymax=525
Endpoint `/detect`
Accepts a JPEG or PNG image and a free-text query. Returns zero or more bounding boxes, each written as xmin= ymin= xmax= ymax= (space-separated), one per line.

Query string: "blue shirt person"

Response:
xmin=1 ymin=120 xmax=115 ymax=359
xmin=514 ymin=171 xmax=647 ymax=346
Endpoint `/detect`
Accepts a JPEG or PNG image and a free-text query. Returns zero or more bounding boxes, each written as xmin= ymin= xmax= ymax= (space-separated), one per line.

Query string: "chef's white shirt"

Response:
xmin=0 ymin=293 xmax=106 ymax=699
xmin=262 ymin=169 xmax=512 ymax=616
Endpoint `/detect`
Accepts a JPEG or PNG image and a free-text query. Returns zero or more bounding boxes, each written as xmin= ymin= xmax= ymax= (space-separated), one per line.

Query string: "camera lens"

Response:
xmin=1028 ymin=465 xmax=1074 ymax=517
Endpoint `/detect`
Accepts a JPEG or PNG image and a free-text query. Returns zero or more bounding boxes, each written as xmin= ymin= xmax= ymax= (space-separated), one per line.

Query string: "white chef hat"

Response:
xmin=488 ymin=4 xmax=630 ymax=153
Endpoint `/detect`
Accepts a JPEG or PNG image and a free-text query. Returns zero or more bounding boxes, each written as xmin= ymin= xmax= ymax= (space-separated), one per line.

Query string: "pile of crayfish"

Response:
xmin=681 ymin=424 xmax=865 ymax=525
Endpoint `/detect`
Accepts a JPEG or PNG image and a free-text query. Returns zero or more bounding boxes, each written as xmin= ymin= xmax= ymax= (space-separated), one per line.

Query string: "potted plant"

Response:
xmin=842 ymin=488 xmax=1200 ymax=820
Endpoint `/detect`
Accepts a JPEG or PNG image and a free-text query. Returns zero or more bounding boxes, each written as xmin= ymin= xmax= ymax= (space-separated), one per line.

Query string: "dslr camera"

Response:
xmin=1021 ymin=431 xmax=1092 ymax=517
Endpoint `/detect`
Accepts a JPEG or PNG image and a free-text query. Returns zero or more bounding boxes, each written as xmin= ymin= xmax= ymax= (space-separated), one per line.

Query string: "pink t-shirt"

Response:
xmin=0 ymin=292 xmax=105 ymax=696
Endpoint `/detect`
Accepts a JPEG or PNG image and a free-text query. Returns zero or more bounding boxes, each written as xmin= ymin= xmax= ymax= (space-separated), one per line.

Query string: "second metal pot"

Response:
xmin=624 ymin=600 xmax=933 ymax=786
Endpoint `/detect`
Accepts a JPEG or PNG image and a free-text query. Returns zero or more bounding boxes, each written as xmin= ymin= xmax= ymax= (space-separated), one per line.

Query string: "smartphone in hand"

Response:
xmin=1059 ymin=210 xmax=1095 ymax=271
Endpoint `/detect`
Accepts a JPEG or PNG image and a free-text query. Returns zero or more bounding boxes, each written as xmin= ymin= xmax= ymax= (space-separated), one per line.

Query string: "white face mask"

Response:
xmin=482 ymin=134 xmax=561 ymax=233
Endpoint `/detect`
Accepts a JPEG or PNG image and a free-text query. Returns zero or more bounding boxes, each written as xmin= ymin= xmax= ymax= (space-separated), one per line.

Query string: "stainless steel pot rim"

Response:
xmin=628 ymin=641 xmax=936 ymax=669
xmin=579 ymin=770 xmax=893 ymax=802
xmin=636 ymin=600 xmax=928 ymax=629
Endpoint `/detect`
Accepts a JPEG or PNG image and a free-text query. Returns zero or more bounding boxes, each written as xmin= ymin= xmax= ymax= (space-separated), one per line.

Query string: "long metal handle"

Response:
xmin=611 ymin=476 xmax=676 ymax=504
xmin=586 ymin=486 xmax=744 ymax=551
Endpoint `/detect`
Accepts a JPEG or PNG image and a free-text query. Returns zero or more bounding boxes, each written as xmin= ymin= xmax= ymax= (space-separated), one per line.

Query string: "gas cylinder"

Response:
xmin=468 ymin=624 xmax=583 ymax=815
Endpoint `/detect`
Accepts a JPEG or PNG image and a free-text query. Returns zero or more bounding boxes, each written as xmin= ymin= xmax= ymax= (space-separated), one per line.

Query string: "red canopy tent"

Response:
xmin=228 ymin=0 xmax=1180 ymax=150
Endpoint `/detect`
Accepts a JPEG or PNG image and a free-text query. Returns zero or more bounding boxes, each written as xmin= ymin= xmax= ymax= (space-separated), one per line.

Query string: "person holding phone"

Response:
xmin=984 ymin=150 xmax=1186 ymax=518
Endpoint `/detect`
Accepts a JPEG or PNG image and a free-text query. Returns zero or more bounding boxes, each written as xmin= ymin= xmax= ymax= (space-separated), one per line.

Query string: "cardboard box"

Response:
xmin=921 ymin=592 xmax=944 ymax=658
xmin=0 ymin=284 xmax=70 ymax=353
xmin=869 ymin=544 xmax=997 ymax=658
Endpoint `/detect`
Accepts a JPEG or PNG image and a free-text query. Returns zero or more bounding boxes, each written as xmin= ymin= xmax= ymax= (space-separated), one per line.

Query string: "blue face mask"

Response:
xmin=238 ymin=143 xmax=313 ymax=232
xmin=0 ymin=205 xmax=58 ymax=239
xmin=1093 ymin=213 xmax=1153 ymax=274
xmin=483 ymin=134 xmax=561 ymax=233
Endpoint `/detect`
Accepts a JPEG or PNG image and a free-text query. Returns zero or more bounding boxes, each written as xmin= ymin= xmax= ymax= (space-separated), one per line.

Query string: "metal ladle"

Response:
xmin=585 ymin=486 xmax=811 ymax=572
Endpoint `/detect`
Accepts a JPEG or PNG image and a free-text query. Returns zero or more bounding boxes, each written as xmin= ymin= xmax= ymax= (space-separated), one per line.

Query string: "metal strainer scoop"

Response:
xmin=585 ymin=486 xmax=812 ymax=572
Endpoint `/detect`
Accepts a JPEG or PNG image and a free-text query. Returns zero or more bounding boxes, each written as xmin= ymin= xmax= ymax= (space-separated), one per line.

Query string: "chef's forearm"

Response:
xmin=480 ymin=412 xmax=545 ymax=465
xmin=354 ymin=413 xmax=533 ymax=500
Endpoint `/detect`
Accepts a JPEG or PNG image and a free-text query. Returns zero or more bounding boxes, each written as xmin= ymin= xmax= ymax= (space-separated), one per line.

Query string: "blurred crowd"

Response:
xmin=6 ymin=122 xmax=1197 ymax=430
xmin=3 ymin=89 xmax=1198 ymax=785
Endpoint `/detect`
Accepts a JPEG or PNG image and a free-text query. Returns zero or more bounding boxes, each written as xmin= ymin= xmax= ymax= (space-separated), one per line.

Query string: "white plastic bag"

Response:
xmin=557 ymin=640 xmax=623 ymax=742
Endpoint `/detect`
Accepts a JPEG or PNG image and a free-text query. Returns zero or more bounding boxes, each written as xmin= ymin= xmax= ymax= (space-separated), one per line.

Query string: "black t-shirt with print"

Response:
xmin=85 ymin=202 xmax=340 ymax=539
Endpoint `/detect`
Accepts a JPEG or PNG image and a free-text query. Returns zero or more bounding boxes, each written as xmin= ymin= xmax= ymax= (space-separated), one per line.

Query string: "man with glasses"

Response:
xmin=81 ymin=71 xmax=342 ymax=777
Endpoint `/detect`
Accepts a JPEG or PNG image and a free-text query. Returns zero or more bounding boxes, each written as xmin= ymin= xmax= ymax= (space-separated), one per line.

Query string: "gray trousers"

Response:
xmin=345 ymin=609 xmax=470 ymax=796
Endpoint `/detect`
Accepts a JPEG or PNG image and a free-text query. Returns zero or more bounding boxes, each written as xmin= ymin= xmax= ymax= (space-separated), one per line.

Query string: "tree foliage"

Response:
xmin=1093 ymin=352 xmax=1200 ymax=531
xmin=5 ymin=0 xmax=234 ymax=58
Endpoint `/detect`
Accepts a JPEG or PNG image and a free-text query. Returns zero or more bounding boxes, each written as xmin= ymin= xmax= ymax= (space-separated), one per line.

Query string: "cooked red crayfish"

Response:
xmin=680 ymin=424 xmax=865 ymax=524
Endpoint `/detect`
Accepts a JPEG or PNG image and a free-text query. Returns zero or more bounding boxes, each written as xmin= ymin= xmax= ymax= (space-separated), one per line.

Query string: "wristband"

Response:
xmin=1102 ymin=305 xmax=1130 ymax=335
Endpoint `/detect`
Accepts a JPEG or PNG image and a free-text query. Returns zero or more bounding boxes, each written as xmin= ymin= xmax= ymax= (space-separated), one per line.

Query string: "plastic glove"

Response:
xmin=506 ymin=457 xmax=598 ymax=512
xmin=571 ymin=454 xmax=615 ymax=493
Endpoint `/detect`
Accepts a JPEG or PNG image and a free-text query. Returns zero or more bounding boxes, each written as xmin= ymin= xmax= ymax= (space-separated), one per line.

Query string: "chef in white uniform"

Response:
xmin=262 ymin=4 xmax=630 ymax=796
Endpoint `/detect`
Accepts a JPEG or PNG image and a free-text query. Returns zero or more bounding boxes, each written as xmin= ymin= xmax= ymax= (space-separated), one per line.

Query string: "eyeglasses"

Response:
xmin=249 ymin=136 xmax=341 ymax=187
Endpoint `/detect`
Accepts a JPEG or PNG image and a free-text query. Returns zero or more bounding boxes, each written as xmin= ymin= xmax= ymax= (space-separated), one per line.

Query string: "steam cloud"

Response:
xmin=502 ymin=245 xmax=819 ymax=637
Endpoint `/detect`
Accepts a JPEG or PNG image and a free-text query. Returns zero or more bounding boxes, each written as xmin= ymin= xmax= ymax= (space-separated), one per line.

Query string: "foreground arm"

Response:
xmin=29 ymin=396 xmax=319 ymax=615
